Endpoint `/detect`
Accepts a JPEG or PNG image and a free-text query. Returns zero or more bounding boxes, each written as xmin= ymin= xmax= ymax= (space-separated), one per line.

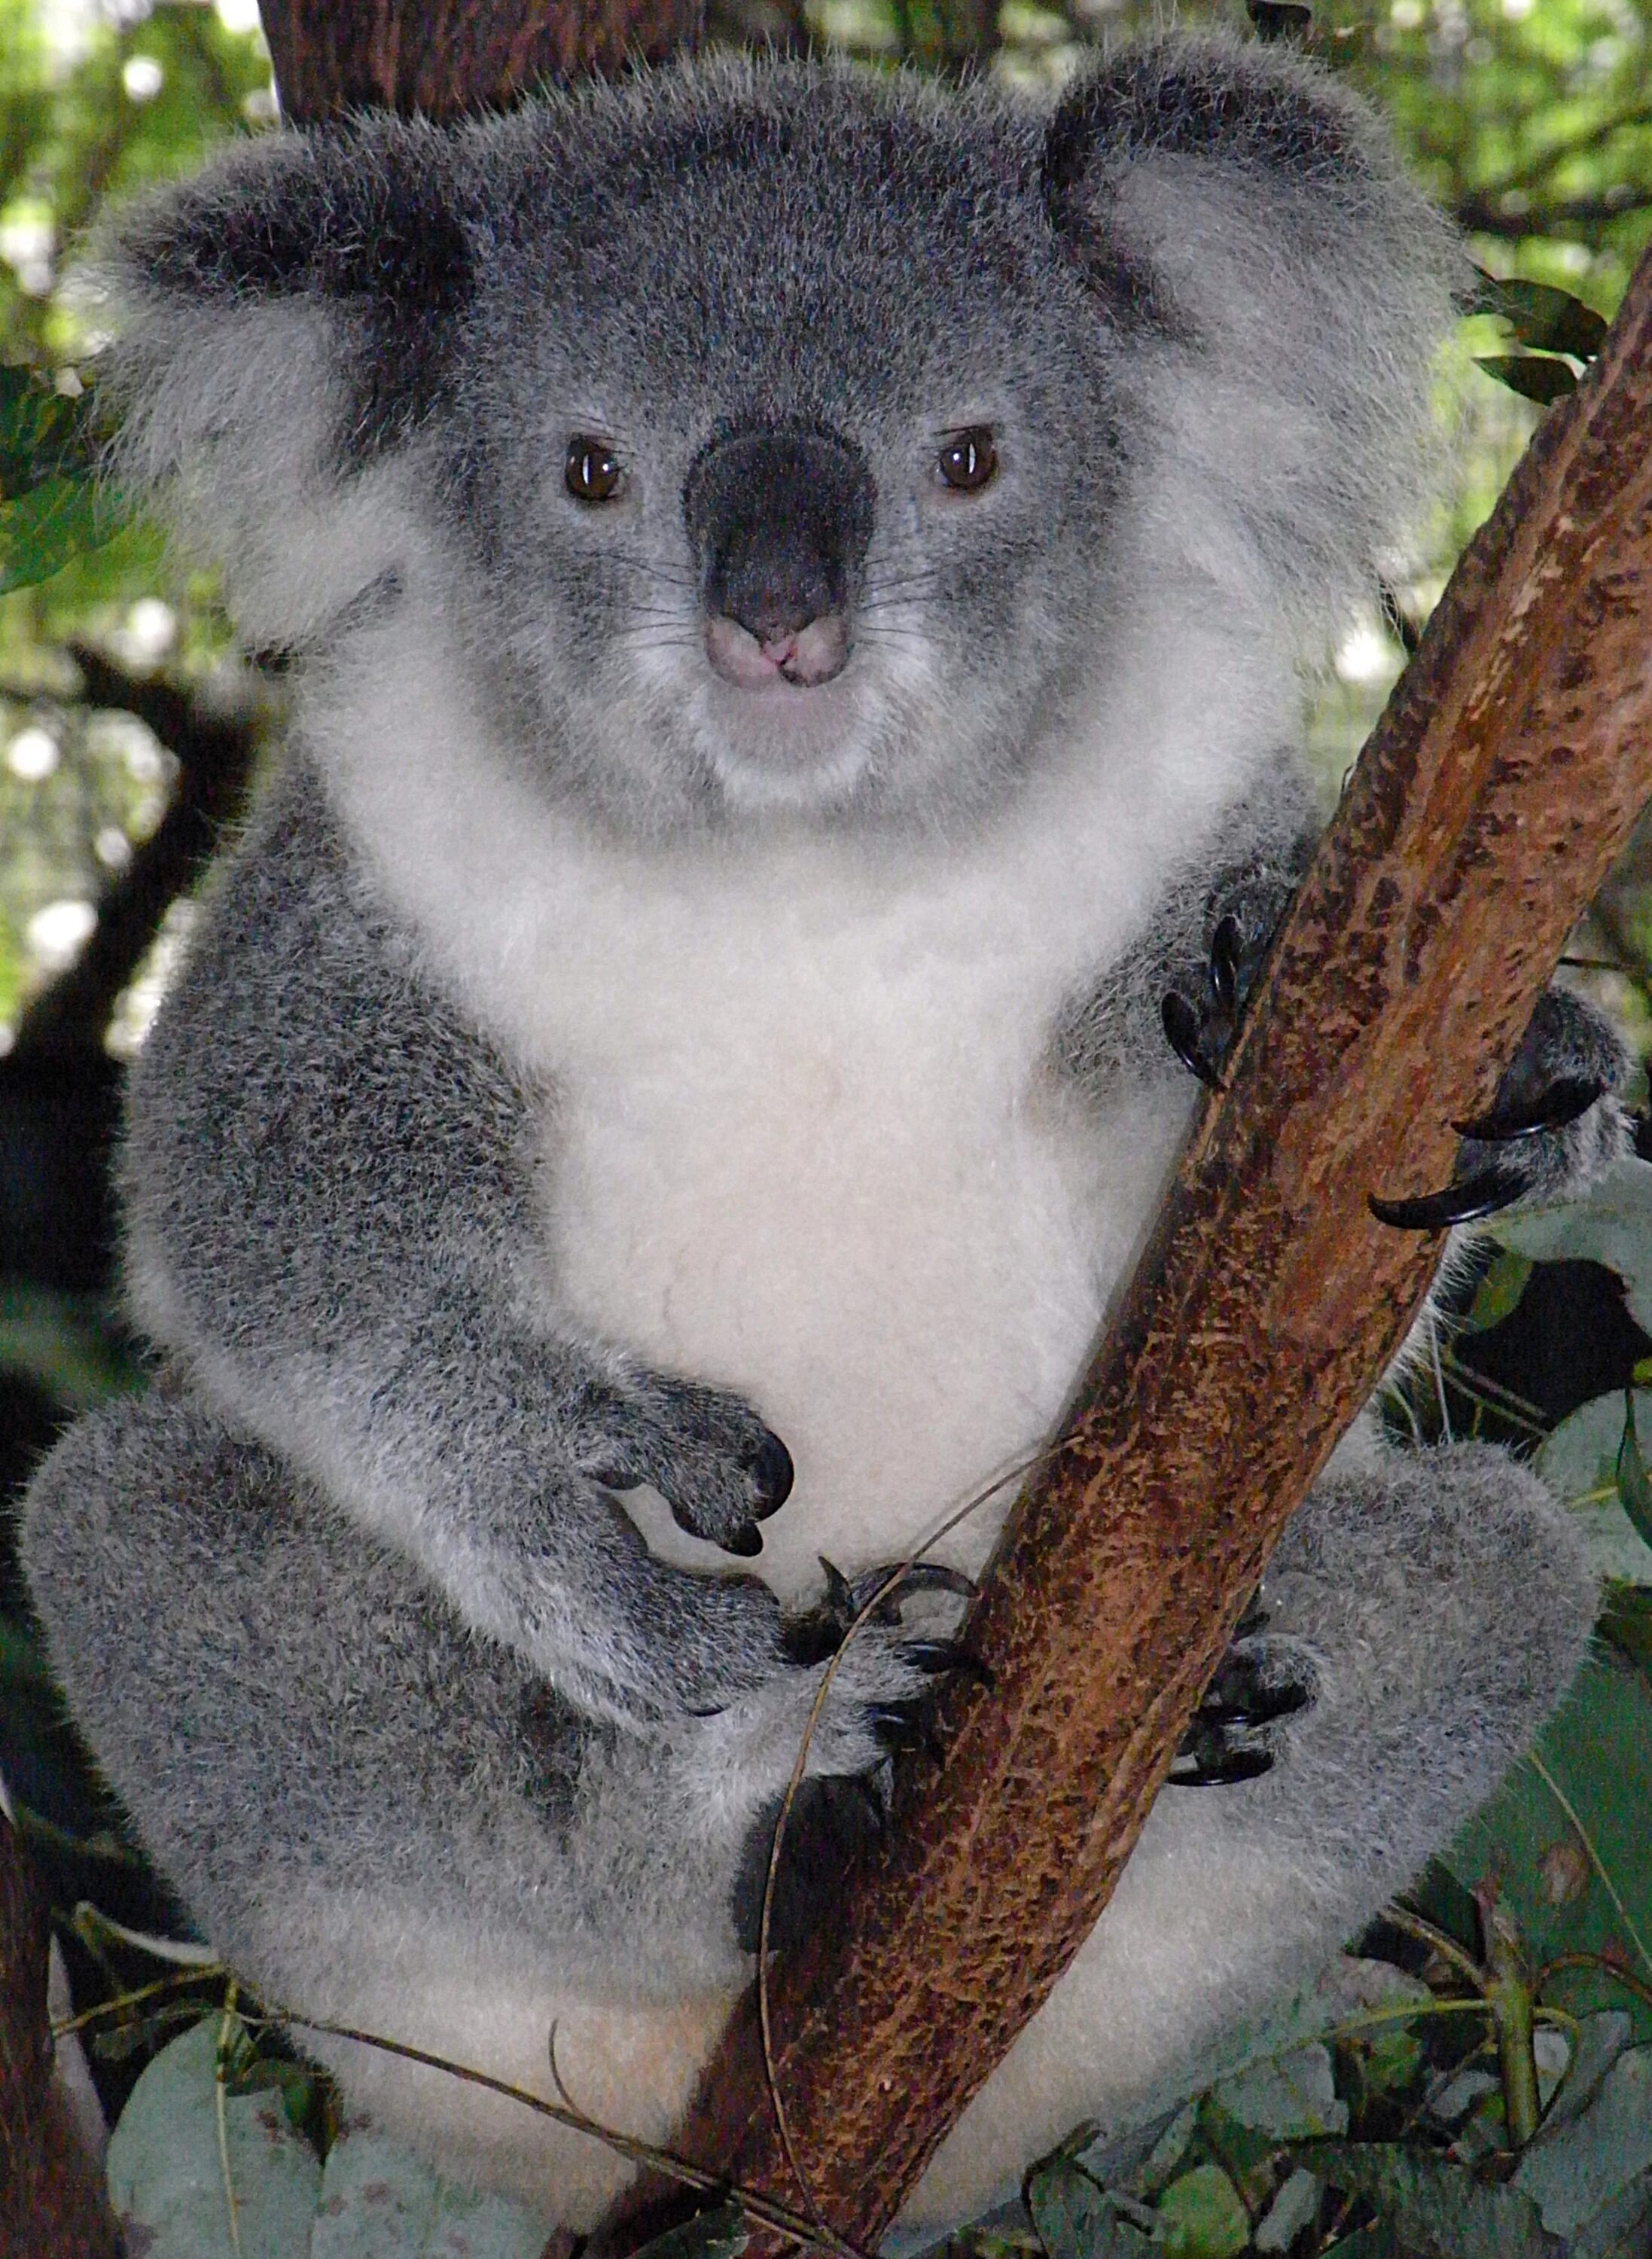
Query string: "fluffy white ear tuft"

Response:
xmin=90 ymin=122 xmax=473 ymax=652
xmin=1042 ymin=35 xmax=1466 ymax=652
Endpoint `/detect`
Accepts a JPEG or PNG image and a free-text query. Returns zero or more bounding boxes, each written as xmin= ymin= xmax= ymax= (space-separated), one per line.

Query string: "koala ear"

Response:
xmin=1039 ymin=35 xmax=1466 ymax=648
xmin=96 ymin=120 xmax=475 ymax=648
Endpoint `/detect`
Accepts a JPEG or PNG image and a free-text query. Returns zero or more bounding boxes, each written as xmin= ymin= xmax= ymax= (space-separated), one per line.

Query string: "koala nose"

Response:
xmin=685 ymin=425 xmax=874 ymax=688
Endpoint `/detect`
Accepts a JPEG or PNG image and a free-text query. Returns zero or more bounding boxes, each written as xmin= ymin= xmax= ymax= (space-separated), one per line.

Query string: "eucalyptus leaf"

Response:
xmin=1492 ymin=1158 xmax=1652 ymax=1331
xmin=0 ymin=364 xmax=96 ymax=496
xmin=1538 ymin=2011 xmax=1632 ymax=2138
xmin=1026 ymin=2159 xmax=1153 ymax=2259
xmin=1512 ymin=2044 xmax=1652 ymax=2234
xmin=1294 ymin=2142 xmax=1548 ymax=2259
xmin=1154 ymin=2163 xmax=1248 ymax=2259
xmin=1538 ymin=1393 xmax=1652 ymax=1581
xmin=1253 ymin=2167 xmax=1320 ymax=2254
xmin=0 ymin=471 xmax=119 ymax=593
xmin=1439 ymin=1652 xmax=1652 ymax=2046
xmin=105 ymin=2014 xmax=319 ymax=2259
xmin=310 ymin=2126 xmax=556 ymax=2259
xmin=1462 ymin=1246 xmax=1533 ymax=1333
xmin=628 ymin=2200 xmax=750 ymax=2259
xmin=1210 ymin=2041 xmax=1346 ymax=2139
xmin=1473 ymin=271 xmax=1609 ymax=359
xmin=1475 ymin=352 xmax=1578 ymax=403
xmin=1616 ymin=1391 xmax=1652 ymax=1550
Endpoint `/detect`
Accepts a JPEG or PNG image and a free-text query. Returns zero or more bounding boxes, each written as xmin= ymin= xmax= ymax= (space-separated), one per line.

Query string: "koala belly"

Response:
xmin=543 ymin=1038 xmax=1194 ymax=1608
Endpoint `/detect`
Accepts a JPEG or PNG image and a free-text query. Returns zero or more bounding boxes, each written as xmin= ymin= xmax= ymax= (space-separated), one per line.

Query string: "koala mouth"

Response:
xmin=705 ymin=611 xmax=850 ymax=690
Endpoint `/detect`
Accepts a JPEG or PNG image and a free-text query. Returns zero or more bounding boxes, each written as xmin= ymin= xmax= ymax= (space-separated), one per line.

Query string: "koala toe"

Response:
xmin=578 ymin=1371 xmax=793 ymax=1553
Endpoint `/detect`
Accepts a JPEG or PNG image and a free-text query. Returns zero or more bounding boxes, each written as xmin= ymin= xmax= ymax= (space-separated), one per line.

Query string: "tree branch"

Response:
xmin=257 ymin=0 xmax=703 ymax=123
xmin=645 ymin=231 xmax=1652 ymax=2255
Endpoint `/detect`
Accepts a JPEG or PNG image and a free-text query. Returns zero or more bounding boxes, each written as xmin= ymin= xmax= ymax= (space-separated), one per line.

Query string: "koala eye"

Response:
xmin=565 ymin=437 xmax=625 ymax=504
xmin=935 ymin=428 xmax=998 ymax=494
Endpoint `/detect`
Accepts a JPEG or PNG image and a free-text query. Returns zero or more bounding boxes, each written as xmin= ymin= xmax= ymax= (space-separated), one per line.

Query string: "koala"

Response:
xmin=20 ymin=35 xmax=1623 ymax=2241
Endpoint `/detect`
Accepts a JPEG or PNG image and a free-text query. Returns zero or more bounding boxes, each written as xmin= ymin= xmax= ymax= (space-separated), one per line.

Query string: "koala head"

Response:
xmin=97 ymin=39 xmax=1460 ymax=840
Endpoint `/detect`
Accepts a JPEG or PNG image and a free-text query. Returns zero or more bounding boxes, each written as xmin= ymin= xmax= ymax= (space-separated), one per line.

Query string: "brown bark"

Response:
xmin=258 ymin=0 xmax=701 ymax=123
xmin=652 ymin=237 xmax=1652 ymax=2253
xmin=0 ymin=1819 xmax=118 ymax=2259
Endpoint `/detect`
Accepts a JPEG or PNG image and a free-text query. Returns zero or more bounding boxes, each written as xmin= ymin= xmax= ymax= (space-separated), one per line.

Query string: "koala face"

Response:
xmin=102 ymin=45 xmax=1459 ymax=842
xmin=440 ymin=84 xmax=1125 ymax=831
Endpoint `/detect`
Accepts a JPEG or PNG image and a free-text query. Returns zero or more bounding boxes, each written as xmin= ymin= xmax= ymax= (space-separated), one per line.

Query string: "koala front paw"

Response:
xmin=776 ymin=1559 xmax=986 ymax=1784
xmin=575 ymin=1372 xmax=793 ymax=1557
xmin=1166 ymin=1598 xmax=1314 ymax=1788
xmin=1370 ymin=988 xmax=1631 ymax=1232
xmin=1160 ymin=875 xmax=1294 ymax=1092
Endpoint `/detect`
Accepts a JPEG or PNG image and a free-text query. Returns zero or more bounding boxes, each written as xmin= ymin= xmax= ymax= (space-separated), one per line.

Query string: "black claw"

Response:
xmin=867 ymin=1706 xmax=926 ymax=1752
xmin=1368 ymin=1164 xmax=1527 ymax=1231
xmin=849 ymin=1771 xmax=892 ymax=1834
xmin=1452 ymin=1074 xmax=1605 ymax=1144
xmin=1169 ymin=1743 xmax=1276 ymax=1788
xmin=1161 ymin=992 xmax=1224 ymax=1090
xmin=1210 ymin=915 xmax=1243 ymax=1014
xmin=901 ymin=1639 xmax=995 ymax=1690
xmin=884 ymin=1562 xmax=978 ymax=1604
xmin=746 ymin=1431 xmax=794 ymax=1518
xmin=721 ymin=1522 xmax=764 ymax=1558
xmin=818 ymin=1557 xmax=855 ymax=1620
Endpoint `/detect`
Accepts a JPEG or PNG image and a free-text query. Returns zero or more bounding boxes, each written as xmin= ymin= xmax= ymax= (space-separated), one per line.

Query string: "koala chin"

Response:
xmin=22 ymin=32 xmax=1615 ymax=2242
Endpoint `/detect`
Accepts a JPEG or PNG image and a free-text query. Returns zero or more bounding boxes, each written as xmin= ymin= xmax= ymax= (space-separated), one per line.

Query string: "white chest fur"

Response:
xmin=319 ymin=608 xmax=1276 ymax=1605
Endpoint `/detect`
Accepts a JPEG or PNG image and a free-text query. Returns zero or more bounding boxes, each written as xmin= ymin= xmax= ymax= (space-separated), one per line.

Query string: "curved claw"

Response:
xmin=1452 ymin=1073 xmax=1605 ymax=1143
xmin=1168 ymin=1742 xmax=1276 ymax=1788
xmin=867 ymin=1705 xmax=927 ymax=1754
xmin=1210 ymin=915 xmax=1243 ymax=1014
xmin=1368 ymin=1164 xmax=1527 ymax=1232
xmin=1161 ymin=992 xmax=1224 ymax=1090
xmin=900 ymin=1639 xmax=995 ymax=1690
xmin=721 ymin=1522 xmax=764 ymax=1558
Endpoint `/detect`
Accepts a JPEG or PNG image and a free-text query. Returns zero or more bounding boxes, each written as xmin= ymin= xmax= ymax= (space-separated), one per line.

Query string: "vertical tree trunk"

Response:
xmin=258 ymin=0 xmax=701 ymax=123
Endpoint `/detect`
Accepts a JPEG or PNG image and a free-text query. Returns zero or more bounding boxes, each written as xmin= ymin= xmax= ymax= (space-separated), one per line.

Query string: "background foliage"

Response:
xmin=5 ymin=5 xmax=1652 ymax=2257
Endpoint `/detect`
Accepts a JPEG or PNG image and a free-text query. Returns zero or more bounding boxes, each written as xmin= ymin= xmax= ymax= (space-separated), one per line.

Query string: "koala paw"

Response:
xmin=1369 ymin=989 xmax=1631 ymax=1232
xmin=715 ymin=1559 xmax=986 ymax=1800
xmin=575 ymin=1372 xmax=794 ymax=1556
xmin=1166 ymin=1600 xmax=1314 ymax=1788
xmin=1160 ymin=876 xmax=1292 ymax=1092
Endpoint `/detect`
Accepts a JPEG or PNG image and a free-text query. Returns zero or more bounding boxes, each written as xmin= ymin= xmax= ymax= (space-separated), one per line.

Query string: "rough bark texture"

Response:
xmin=655 ymin=241 xmax=1652 ymax=2253
xmin=258 ymin=0 xmax=701 ymax=122
xmin=0 ymin=1819 xmax=118 ymax=2259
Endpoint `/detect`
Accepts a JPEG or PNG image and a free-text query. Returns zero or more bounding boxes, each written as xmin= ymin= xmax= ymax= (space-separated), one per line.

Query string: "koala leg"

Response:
xmin=898 ymin=1435 xmax=1596 ymax=2237
xmin=23 ymin=1390 xmax=980 ymax=2226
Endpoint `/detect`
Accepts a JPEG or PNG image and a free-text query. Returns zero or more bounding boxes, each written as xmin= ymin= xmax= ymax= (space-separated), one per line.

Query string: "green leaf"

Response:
xmin=1599 ymin=1583 xmax=1652 ymax=1676
xmin=1475 ymin=353 xmax=1579 ymax=404
xmin=1209 ymin=2041 xmax=1346 ymax=2139
xmin=0 ymin=471 xmax=122 ymax=593
xmin=0 ymin=364 xmax=96 ymax=497
xmin=309 ymin=2126 xmax=554 ymax=2258
xmin=1440 ymin=1652 xmax=1652 ymax=2045
xmin=1539 ymin=1394 xmax=1652 ymax=1581
xmin=1294 ymin=2143 xmax=1547 ymax=2259
xmin=1492 ymin=1159 xmax=1652 ymax=1330
xmin=625 ymin=2203 xmax=749 ymax=2259
xmin=1617 ymin=1392 xmax=1652 ymax=1551
xmin=1154 ymin=2163 xmax=1248 ymax=2259
xmin=1473 ymin=272 xmax=1609 ymax=360
xmin=1462 ymin=1248 xmax=1534 ymax=1333
xmin=105 ymin=2014 xmax=320 ymax=2259
xmin=1027 ymin=2159 xmax=1154 ymax=2259
xmin=0 ymin=1282 xmax=148 ymax=1409
xmin=1512 ymin=2044 xmax=1652 ymax=2235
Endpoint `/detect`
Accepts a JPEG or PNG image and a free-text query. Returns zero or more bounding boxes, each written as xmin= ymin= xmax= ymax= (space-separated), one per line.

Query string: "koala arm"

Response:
xmin=121 ymin=764 xmax=793 ymax=1724
xmin=1054 ymin=764 xmax=1318 ymax=1093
